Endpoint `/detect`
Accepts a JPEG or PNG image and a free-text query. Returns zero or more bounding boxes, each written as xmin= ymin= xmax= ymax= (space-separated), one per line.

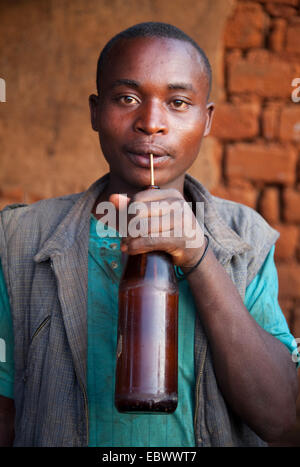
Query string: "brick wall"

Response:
xmin=210 ymin=0 xmax=300 ymax=445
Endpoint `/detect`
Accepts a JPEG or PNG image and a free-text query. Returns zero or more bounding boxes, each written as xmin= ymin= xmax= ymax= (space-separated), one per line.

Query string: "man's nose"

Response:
xmin=133 ymin=101 xmax=168 ymax=135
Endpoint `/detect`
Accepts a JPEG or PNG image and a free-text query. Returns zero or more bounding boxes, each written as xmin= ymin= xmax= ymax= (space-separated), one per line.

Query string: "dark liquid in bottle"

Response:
xmin=115 ymin=252 xmax=178 ymax=414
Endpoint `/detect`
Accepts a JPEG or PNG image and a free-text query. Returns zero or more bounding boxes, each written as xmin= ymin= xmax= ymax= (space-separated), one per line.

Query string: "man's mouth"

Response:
xmin=124 ymin=145 xmax=171 ymax=168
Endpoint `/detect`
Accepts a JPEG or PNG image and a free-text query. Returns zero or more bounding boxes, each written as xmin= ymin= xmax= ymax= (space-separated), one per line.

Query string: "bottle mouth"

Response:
xmin=143 ymin=185 xmax=160 ymax=190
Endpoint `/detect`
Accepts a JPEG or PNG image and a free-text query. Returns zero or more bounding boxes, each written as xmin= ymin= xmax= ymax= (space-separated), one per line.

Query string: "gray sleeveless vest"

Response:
xmin=0 ymin=173 xmax=279 ymax=446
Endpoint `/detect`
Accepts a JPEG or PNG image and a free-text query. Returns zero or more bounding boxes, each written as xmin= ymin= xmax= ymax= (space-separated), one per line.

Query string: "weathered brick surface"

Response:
xmin=222 ymin=0 xmax=300 ymax=447
xmin=228 ymin=50 xmax=300 ymax=98
xmin=194 ymin=136 xmax=223 ymax=190
xmin=210 ymin=102 xmax=260 ymax=140
xmin=259 ymin=187 xmax=280 ymax=223
xmin=224 ymin=1 xmax=269 ymax=49
xmin=278 ymin=298 xmax=293 ymax=325
xmin=277 ymin=263 xmax=300 ymax=299
xmin=259 ymin=0 xmax=299 ymax=5
xmin=262 ymin=102 xmax=282 ymax=140
xmin=283 ymin=189 xmax=300 ymax=223
xmin=266 ymin=3 xmax=298 ymax=18
xmin=269 ymin=18 xmax=287 ymax=52
xmin=211 ymin=180 xmax=257 ymax=208
xmin=279 ymin=105 xmax=300 ymax=142
xmin=273 ymin=223 xmax=299 ymax=260
xmin=226 ymin=49 xmax=243 ymax=66
xmin=226 ymin=143 xmax=297 ymax=184
xmin=293 ymin=309 xmax=300 ymax=343
xmin=286 ymin=17 xmax=300 ymax=54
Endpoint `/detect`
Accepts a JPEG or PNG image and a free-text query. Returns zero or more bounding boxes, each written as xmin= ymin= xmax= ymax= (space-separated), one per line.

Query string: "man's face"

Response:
xmin=90 ymin=36 xmax=214 ymax=191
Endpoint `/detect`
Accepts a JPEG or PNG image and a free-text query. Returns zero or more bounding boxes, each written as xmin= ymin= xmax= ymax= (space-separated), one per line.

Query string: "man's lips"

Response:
xmin=124 ymin=145 xmax=171 ymax=168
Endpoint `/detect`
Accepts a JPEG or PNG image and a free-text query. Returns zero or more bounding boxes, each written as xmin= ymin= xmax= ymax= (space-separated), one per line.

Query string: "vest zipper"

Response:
xmin=193 ymin=344 xmax=207 ymax=446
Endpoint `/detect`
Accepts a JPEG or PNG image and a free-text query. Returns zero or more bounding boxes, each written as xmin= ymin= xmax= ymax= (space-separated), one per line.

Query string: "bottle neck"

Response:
xmin=122 ymin=252 xmax=178 ymax=291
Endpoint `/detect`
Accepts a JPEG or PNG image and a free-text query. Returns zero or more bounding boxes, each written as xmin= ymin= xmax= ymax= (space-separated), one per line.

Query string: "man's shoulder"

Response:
xmin=212 ymin=194 xmax=262 ymax=224
xmin=1 ymin=192 xmax=82 ymax=222
xmin=211 ymin=194 xmax=279 ymax=247
xmin=186 ymin=174 xmax=276 ymax=244
xmin=0 ymin=192 xmax=83 ymax=243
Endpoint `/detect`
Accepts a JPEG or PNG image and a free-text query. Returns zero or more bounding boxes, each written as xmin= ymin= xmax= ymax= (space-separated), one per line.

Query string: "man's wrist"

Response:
xmin=179 ymin=235 xmax=210 ymax=278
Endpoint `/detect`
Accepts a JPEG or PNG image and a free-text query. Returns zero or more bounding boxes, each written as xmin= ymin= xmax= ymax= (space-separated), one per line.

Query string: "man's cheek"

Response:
xmin=99 ymin=122 xmax=120 ymax=141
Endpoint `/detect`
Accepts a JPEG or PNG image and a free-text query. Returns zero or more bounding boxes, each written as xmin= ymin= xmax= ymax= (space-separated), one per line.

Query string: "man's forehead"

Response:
xmin=102 ymin=36 xmax=207 ymax=89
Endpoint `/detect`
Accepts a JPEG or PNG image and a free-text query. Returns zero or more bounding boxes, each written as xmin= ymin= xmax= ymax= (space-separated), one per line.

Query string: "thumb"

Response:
xmin=109 ymin=193 xmax=131 ymax=211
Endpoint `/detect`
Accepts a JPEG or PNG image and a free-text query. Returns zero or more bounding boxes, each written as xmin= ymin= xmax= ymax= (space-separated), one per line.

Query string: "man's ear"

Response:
xmin=89 ymin=94 xmax=99 ymax=132
xmin=203 ymin=102 xmax=215 ymax=136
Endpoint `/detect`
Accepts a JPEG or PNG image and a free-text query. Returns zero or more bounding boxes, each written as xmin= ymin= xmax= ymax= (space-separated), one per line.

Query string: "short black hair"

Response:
xmin=96 ymin=22 xmax=212 ymax=98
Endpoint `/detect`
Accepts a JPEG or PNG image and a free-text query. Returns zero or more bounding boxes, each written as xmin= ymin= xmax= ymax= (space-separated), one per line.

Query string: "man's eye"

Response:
xmin=170 ymin=99 xmax=190 ymax=110
xmin=119 ymin=96 xmax=138 ymax=105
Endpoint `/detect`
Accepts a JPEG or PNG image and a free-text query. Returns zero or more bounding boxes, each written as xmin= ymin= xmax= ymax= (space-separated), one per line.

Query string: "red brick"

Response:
xmin=195 ymin=136 xmax=223 ymax=190
xmin=231 ymin=94 xmax=262 ymax=105
xmin=279 ymin=105 xmax=300 ymax=142
xmin=266 ymin=3 xmax=298 ymax=18
xmin=259 ymin=187 xmax=280 ymax=223
xmin=296 ymin=242 xmax=300 ymax=262
xmin=269 ymin=19 xmax=287 ymax=52
xmin=277 ymin=263 xmax=300 ymax=299
xmin=226 ymin=143 xmax=297 ymax=185
xmin=273 ymin=223 xmax=299 ymax=260
xmin=262 ymin=102 xmax=282 ymax=140
xmin=226 ymin=49 xmax=243 ymax=66
xmin=228 ymin=50 xmax=300 ymax=98
xmin=283 ymin=188 xmax=300 ymax=223
xmin=211 ymin=102 xmax=260 ymax=140
xmin=292 ymin=308 xmax=300 ymax=342
xmin=278 ymin=298 xmax=293 ymax=325
xmin=211 ymin=180 xmax=257 ymax=208
xmin=286 ymin=17 xmax=300 ymax=54
xmin=276 ymin=52 xmax=300 ymax=65
xmin=224 ymin=2 xmax=269 ymax=49
xmin=260 ymin=0 xmax=298 ymax=5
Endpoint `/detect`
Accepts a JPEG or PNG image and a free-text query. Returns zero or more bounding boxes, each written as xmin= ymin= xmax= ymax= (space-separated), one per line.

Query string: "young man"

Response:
xmin=0 ymin=22 xmax=298 ymax=447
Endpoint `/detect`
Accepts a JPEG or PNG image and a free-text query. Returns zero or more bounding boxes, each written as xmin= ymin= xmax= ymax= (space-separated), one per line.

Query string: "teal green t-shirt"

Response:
xmin=87 ymin=215 xmax=196 ymax=446
xmin=0 ymin=214 xmax=298 ymax=446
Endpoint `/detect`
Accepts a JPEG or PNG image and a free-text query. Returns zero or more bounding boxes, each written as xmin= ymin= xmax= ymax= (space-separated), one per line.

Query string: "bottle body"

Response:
xmin=115 ymin=251 xmax=179 ymax=413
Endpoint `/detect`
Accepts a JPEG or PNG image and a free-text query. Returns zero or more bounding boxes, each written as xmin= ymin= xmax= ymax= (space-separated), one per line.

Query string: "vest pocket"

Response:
xmin=23 ymin=315 xmax=51 ymax=384
xmin=30 ymin=316 xmax=51 ymax=345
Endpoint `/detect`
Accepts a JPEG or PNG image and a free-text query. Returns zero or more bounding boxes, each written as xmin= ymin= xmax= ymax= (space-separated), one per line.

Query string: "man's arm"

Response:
xmin=0 ymin=395 xmax=15 ymax=446
xmin=182 ymin=246 xmax=298 ymax=442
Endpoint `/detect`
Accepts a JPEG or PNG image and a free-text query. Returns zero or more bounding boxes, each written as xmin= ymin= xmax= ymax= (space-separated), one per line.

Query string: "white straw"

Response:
xmin=150 ymin=153 xmax=154 ymax=186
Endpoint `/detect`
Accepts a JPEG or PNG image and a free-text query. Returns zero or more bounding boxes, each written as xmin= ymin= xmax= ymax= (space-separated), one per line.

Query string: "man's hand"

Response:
xmin=109 ymin=187 xmax=205 ymax=268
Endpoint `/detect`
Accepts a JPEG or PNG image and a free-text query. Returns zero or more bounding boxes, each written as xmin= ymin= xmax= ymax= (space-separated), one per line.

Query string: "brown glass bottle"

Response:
xmin=115 ymin=249 xmax=179 ymax=414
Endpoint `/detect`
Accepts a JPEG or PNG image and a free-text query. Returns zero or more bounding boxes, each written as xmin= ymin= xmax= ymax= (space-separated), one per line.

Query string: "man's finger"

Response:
xmin=109 ymin=193 xmax=130 ymax=211
xmin=133 ymin=187 xmax=182 ymax=203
